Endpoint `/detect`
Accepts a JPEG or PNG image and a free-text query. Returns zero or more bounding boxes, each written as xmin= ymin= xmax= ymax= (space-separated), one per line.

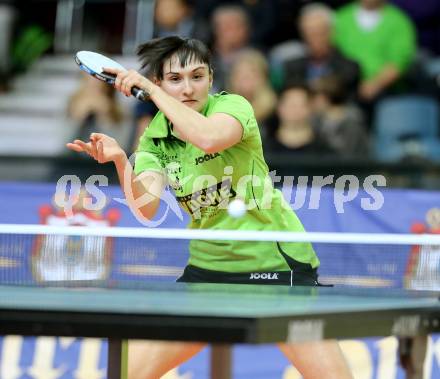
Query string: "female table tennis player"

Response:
xmin=67 ymin=36 xmax=353 ymax=379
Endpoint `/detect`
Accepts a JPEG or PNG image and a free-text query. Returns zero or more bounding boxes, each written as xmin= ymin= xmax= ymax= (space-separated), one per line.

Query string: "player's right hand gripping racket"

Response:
xmin=75 ymin=51 xmax=148 ymax=102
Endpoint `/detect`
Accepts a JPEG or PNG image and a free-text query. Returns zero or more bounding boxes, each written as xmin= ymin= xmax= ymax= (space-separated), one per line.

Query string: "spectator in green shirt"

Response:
xmin=333 ymin=0 xmax=416 ymax=102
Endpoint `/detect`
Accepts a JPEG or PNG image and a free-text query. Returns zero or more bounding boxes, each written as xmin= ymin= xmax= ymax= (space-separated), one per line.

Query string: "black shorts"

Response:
xmin=177 ymin=243 xmax=324 ymax=287
xmin=177 ymin=264 xmax=318 ymax=286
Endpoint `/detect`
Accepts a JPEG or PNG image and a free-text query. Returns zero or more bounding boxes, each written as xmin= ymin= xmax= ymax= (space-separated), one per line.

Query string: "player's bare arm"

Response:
xmin=66 ymin=133 xmax=165 ymax=220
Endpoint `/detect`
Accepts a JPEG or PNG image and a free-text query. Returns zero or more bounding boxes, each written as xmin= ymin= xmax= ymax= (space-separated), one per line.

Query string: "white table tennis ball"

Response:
xmin=228 ymin=199 xmax=246 ymax=218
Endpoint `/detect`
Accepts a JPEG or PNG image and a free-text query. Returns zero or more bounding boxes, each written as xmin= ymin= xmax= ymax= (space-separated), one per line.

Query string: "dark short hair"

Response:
xmin=136 ymin=36 xmax=212 ymax=79
xmin=281 ymin=82 xmax=313 ymax=99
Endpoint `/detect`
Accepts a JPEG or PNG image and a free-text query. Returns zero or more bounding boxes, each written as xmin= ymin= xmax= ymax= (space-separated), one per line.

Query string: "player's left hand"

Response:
xmin=66 ymin=133 xmax=125 ymax=164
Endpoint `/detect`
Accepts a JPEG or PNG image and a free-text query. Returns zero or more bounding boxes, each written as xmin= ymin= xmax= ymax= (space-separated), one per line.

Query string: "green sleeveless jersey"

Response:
xmin=135 ymin=92 xmax=319 ymax=272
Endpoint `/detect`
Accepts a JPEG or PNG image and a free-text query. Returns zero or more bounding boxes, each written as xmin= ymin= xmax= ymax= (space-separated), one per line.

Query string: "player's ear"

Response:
xmin=153 ymin=77 xmax=161 ymax=86
xmin=209 ymin=71 xmax=213 ymax=90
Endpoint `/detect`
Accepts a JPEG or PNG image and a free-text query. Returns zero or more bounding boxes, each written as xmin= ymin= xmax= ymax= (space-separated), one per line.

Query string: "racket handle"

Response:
xmin=132 ymin=87 xmax=148 ymax=102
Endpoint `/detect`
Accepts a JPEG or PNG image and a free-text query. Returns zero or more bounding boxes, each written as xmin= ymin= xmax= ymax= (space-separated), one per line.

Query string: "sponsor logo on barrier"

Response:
xmin=2 ymin=335 xmax=440 ymax=379
xmin=33 ymin=189 xmax=120 ymax=282
xmin=405 ymin=208 xmax=440 ymax=291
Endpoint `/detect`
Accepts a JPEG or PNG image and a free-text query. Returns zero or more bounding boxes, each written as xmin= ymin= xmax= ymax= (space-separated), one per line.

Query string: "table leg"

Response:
xmin=211 ymin=344 xmax=232 ymax=379
xmin=108 ymin=338 xmax=124 ymax=379
xmin=407 ymin=335 xmax=428 ymax=379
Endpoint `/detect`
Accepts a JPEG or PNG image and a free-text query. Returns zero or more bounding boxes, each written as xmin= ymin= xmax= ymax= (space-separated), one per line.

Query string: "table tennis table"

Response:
xmin=0 ymin=282 xmax=439 ymax=379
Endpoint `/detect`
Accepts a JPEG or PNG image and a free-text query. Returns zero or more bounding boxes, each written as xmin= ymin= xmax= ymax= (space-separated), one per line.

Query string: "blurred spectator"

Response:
xmin=10 ymin=25 xmax=52 ymax=77
xmin=210 ymin=5 xmax=251 ymax=92
xmin=153 ymin=0 xmax=209 ymax=43
xmin=334 ymin=0 xmax=416 ymax=103
xmin=311 ymin=76 xmax=369 ymax=156
xmin=269 ymin=0 xmax=313 ymax=46
xmin=226 ymin=49 xmax=277 ymax=131
xmin=282 ymin=3 xmax=360 ymax=99
xmin=130 ymin=101 xmax=158 ymax=153
xmin=0 ymin=1 xmax=15 ymax=92
xmin=67 ymin=74 xmax=124 ymax=142
xmin=264 ymin=85 xmax=317 ymax=154
xmin=391 ymin=0 xmax=440 ymax=55
xmin=194 ymin=0 xmax=276 ymax=48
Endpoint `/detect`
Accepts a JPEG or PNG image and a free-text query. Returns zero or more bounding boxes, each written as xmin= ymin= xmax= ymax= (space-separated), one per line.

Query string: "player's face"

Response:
xmin=159 ymin=55 xmax=212 ymax=112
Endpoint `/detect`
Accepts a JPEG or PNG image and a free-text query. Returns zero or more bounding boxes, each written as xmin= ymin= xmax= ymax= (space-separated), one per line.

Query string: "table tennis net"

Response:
xmin=0 ymin=224 xmax=439 ymax=290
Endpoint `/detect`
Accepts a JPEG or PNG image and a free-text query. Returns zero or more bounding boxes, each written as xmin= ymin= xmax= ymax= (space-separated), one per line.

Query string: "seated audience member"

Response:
xmin=334 ymin=0 xmax=416 ymax=103
xmin=153 ymin=0 xmax=209 ymax=43
xmin=210 ymin=5 xmax=252 ymax=92
xmin=283 ymin=3 xmax=360 ymax=99
xmin=0 ymin=1 xmax=15 ymax=92
xmin=226 ymin=49 xmax=277 ymax=132
xmin=265 ymin=85 xmax=318 ymax=154
xmin=129 ymin=101 xmax=158 ymax=153
xmin=67 ymin=74 xmax=124 ymax=141
xmin=311 ymin=76 xmax=369 ymax=157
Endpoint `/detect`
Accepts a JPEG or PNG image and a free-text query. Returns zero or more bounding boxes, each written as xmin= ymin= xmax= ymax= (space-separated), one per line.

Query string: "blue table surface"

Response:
xmin=0 ymin=283 xmax=438 ymax=318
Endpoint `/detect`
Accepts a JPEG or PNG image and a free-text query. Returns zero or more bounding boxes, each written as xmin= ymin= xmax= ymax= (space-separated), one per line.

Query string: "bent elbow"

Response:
xmin=201 ymin=145 xmax=219 ymax=154
xmin=137 ymin=200 xmax=160 ymax=222
xmin=198 ymin=138 xmax=221 ymax=154
xmin=139 ymin=209 xmax=156 ymax=221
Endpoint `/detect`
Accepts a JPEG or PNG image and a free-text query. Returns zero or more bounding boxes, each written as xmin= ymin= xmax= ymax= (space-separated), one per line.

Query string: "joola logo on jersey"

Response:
xmin=195 ymin=152 xmax=220 ymax=165
xmin=250 ymin=273 xmax=279 ymax=280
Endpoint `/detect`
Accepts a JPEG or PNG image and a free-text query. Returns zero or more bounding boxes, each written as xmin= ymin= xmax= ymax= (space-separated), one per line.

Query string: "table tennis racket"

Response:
xmin=75 ymin=50 xmax=148 ymax=102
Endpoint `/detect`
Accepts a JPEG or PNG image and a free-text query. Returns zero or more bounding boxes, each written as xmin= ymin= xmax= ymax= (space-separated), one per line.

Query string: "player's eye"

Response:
xmin=169 ymin=76 xmax=181 ymax=82
xmin=193 ymin=74 xmax=203 ymax=80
